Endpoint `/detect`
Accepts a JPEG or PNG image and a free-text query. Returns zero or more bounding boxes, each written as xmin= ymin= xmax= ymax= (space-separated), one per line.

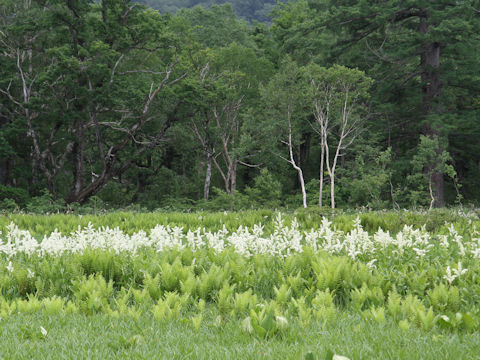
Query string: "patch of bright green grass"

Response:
xmin=1 ymin=312 xmax=478 ymax=360
xmin=1 ymin=208 xmax=478 ymax=238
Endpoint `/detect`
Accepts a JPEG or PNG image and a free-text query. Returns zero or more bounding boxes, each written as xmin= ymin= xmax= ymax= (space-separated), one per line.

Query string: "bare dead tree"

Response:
xmin=276 ymin=105 xmax=307 ymax=209
xmin=309 ymin=69 xmax=370 ymax=209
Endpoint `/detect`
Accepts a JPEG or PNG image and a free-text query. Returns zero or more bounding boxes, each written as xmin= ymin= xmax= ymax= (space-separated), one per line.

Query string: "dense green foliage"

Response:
xmin=1 ymin=0 xmax=479 ymax=211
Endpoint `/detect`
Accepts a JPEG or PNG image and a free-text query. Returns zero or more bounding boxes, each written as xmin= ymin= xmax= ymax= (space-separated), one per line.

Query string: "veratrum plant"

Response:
xmin=241 ymin=303 xmax=288 ymax=339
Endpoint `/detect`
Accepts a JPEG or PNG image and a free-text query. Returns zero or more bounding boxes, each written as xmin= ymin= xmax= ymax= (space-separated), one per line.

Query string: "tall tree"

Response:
xmin=317 ymin=0 xmax=480 ymax=207
xmin=272 ymin=0 xmax=480 ymax=206
xmin=306 ymin=64 xmax=373 ymax=209
xmin=261 ymin=57 xmax=309 ymax=208
xmin=190 ymin=44 xmax=272 ymax=198
xmin=0 ymin=0 xmax=190 ymax=203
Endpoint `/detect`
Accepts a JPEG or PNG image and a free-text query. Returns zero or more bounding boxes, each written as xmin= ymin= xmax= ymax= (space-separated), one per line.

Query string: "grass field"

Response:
xmin=1 ymin=209 xmax=479 ymax=359
xmin=2 ymin=312 xmax=480 ymax=359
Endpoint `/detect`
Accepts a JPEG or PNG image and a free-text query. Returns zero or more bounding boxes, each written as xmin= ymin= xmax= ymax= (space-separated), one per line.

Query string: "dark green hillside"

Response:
xmin=134 ymin=0 xmax=285 ymax=22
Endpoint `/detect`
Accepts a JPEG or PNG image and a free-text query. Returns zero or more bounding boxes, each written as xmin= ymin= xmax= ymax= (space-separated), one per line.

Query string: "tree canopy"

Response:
xmin=1 ymin=0 xmax=479 ymax=211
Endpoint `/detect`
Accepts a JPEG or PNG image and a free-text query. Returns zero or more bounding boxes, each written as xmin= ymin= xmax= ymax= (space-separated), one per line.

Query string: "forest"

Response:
xmin=134 ymin=0 xmax=285 ymax=22
xmin=1 ymin=0 xmax=480 ymax=211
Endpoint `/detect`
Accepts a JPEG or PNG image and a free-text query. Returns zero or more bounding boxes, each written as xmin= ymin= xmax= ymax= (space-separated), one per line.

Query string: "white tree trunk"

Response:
xmin=299 ymin=167 xmax=308 ymax=208
xmin=329 ymin=172 xmax=335 ymax=209
xmin=287 ymin=114 xmax=307 ymax=208
xmin=204 ymin=153 xmax=212 ymax=200
xmin=319 ymin=136 xmax=325 ymax=206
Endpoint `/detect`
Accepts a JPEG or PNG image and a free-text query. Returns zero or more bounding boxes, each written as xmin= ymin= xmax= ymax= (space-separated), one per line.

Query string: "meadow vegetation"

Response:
xmin=1 ymin=209 xmax=479 ymax=359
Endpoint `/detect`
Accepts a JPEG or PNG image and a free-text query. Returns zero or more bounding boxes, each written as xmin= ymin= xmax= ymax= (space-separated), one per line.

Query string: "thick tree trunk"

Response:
xmin=420 ymin=10 xmax=444 ymax=207
xmin=0 ymin=160 xmax=8 ymax=186
xmin=64 ymin=101 xmax=182 ymax=204
xmin=66 ymin=122 xmax=84 ymax=203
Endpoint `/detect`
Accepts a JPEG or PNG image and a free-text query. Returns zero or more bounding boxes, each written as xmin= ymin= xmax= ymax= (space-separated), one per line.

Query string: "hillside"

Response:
xmin=134 ymin=0 xmax=283 ymax=22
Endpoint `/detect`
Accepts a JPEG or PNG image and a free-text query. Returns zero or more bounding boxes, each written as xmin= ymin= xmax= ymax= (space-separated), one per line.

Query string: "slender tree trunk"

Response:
xmin=298 ymin=168 xmax=307 ymax=208
xmin=45 ymin=173 xmax=56 ymax=199
xmin=428 ymin=175 xmax=435 ymax=210
xmin=287 ymin=114 xmax=307 ymax=208
xmin=74 ymin=136 xmax=84 ymax=196
xmin=330 ymin=172 xmax=335 ymax=209
xmin=204 ymin=153 xmax=212 ymax=200
xmin=71 ymin=141 xmax=84 ymax=198
xmin=319 ymin=141 xmax=324 ymax=206
xmin=230 ymin=160 xmax=237 ymax=194
xmin=420 ymin=10 xmax=444 ymax=207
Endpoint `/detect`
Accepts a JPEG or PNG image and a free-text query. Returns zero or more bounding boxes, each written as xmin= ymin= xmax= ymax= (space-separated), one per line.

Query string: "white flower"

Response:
xmin=333 ymin=355 xmax=350 ymax=360
xmin=444 ymin=262 xmax=468 ymax=285
xmin=440 ymin=315 xmax=450 ymax=322
xmin=443 ymin=266 xmax=456 ymax=285
xmin=27 ymin=268 xmax=35 ymax=279
xmin=275 ymin=315 xmax=288 ymax=329
xmin=40 ymin=326 xmax=48 ymax=336
xmin=452 ymin=262 xmax=468 ymax=277
xmin=412 ymin=247 xmax=427 ymax=257
xmin=6 ymin=261 xmax=14 ymax=273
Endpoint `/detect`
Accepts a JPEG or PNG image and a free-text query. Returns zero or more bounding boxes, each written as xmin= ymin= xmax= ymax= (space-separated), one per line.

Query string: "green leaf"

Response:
xmin=260 ymin=312 xmax=275 ymax=333
xmin=252 ymin=323 xmax=267 ymax=338
xmin=324 ymin=349 xmax=334 ymax=360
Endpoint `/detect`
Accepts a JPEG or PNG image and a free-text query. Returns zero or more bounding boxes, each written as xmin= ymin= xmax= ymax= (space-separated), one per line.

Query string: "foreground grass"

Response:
xmin=1 ymin=312 xmax=479 ymax=360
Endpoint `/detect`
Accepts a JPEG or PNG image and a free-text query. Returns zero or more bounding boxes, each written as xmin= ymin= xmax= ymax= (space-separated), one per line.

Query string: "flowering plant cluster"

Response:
xmin=0 ymin=212 xmax=479 ymax=334
xmin=1 ymin=213 xmax=477 ymax=265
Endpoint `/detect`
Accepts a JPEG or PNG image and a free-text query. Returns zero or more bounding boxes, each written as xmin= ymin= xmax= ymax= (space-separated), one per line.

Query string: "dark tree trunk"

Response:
xmin=0 ymin=160 xmax=9 ymax=186
xmin=299 ymin=132 xmax=311 ymax=168
xmin=420 ymin=10 xmax=444 ymax=207
xmin=64 ymin=101 xmax=182 ymax=204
